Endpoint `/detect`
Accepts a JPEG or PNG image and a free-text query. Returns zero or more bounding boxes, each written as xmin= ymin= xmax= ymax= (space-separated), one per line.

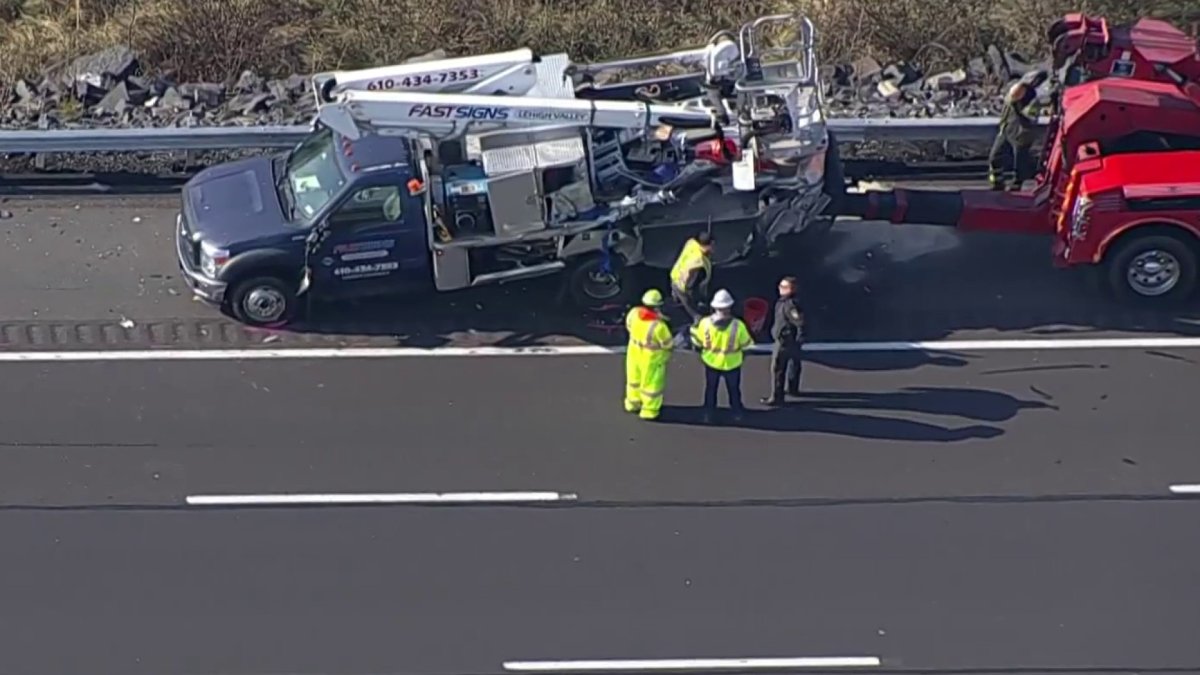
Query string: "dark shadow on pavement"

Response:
xmin=654 ymin=386 xmax=1050 ymax=441
xmin=237 ymin=219 xmax=1200 ymax=369
xmin=803 ymin=350 xmax=973 ymax=372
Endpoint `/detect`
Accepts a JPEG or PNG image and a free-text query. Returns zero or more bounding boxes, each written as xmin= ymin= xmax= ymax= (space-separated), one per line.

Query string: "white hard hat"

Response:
xmin=711 ymin=288 xmax=735 ymax=309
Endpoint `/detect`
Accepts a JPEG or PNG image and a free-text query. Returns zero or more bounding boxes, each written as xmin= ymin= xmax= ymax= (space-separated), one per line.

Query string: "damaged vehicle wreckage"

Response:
xmin=847 ymin=13 xmax=1200 ymax=306
xmin=173 ymin=12 xmax=843 ymax=327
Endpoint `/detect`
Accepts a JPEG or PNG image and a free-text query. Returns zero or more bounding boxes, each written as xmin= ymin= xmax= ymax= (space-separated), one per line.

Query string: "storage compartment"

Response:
xmin=487 ymin=171 xmax=546 ymax=236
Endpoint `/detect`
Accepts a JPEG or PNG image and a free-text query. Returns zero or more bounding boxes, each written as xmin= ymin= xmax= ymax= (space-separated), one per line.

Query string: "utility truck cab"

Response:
xmin=177 ymin=127 xmax=436 ymax=325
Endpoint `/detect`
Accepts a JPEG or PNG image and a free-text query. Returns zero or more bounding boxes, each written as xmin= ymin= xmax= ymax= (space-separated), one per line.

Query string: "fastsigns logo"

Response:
xmin=409 ymin=105 xmax=510 ymax=120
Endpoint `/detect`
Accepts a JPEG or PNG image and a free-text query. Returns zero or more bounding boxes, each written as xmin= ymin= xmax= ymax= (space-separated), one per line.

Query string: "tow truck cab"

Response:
xmin=1055 ymin=146 xmax=1200 ymax=301
xmin=176 ymin=126 xmax=436 ymax=325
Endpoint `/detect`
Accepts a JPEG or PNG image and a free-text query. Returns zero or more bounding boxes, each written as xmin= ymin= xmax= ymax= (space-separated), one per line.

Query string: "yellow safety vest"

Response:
xmin=690 ymin=315 xmax=753 ymax=371
xmin=669 ymin=239 xmax=711 ymax=292
xmin=625 ymin=308 xmax=674 ymax=362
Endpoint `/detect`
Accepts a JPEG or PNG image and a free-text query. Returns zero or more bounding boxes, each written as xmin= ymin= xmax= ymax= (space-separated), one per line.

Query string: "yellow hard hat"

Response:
xmin=641 ymin=289 xmax=664 ymax=307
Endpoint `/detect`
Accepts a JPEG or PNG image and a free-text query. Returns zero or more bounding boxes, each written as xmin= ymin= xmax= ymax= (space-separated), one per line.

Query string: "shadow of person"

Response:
xmin=797 ymin=386 xmax=1055 ymax=422
xmin=655 ymin=386 xmax=1050 ymax=442
xmin=802 ymin=350 xmax=973 ymax=372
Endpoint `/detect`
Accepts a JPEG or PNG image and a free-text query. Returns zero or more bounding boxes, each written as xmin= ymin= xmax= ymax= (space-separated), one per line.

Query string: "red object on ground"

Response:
xmin=743 ymin=297 xmax=769 ymax=334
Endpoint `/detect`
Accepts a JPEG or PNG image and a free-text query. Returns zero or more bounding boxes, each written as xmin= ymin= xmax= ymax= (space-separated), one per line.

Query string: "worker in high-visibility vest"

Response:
xmin=989 ymin=69 xmax=1048 ymax=191
xmin=624 ymin=288 xmax=675 ymax=420
xmin=690 ymin=288 xmax=754 ymax=424
xmin=669 ymin=232 xmax=714 ymax=324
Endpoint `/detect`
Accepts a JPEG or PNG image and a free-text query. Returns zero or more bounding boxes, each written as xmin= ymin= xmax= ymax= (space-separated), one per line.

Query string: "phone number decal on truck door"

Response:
xmin=366 ymin=69 xmax=483 ymax=91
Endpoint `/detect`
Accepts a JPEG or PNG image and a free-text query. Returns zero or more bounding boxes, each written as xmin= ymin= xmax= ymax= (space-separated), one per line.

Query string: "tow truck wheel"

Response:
xmin=229 ymin=275 xmax=298 ymax=327
xmin=1105 ymin=233 xmax=1198 ymax=306
xmin=567 ymin=255 xmax=634 ymax=310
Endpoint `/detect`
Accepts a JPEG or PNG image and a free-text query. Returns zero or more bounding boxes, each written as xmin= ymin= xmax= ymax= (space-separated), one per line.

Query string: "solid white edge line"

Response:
xmin=1168 ymin=485 xmax=1200 ymax=494
xmin=185 ymin=491 xmax=577 ymax=506
xmin=6 ymin=336 xmax=1200 ymax=361
xmin=501 ymin=657 xmax=882 ymax=671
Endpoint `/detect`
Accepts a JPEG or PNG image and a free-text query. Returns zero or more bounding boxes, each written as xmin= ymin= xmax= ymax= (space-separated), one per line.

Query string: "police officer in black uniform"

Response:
xmin=761 ymin=276 xmax=805 ymax=406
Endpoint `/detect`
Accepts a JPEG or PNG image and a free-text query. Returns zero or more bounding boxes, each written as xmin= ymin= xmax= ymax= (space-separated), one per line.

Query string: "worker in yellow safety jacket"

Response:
xmin=624 ymin=288 xmax=675 ymax=420
xmin=690 ymin=288 xmax=754 ymax=424
xmin=669 ymin=232 xmax=714 ymax=324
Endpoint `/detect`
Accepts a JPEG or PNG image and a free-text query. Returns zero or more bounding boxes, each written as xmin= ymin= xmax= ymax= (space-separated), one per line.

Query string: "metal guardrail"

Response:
xmin=0 ymin=116 xmax=1051 ymax=154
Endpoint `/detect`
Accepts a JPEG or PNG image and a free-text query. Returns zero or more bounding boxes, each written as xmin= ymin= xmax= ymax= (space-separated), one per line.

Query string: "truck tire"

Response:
xmin=1105 ymin=233 xmax=1198 ymax=306
xmin=567 ymin=255 xmax=635 ymax=310
xmin=228 ymin=275 xmax=299 ymax=327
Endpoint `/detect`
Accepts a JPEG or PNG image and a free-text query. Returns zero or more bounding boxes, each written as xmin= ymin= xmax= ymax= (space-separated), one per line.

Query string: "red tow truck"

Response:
xmin=843 ymin=14 xmax=1200 ymax=305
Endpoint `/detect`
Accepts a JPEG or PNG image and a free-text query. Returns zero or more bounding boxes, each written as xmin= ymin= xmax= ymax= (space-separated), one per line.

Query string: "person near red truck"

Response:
xmin=761 ymin=275 xmax=806 ymax=406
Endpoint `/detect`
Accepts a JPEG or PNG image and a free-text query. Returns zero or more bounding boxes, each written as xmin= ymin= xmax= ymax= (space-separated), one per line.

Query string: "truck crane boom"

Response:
xmin=316 ymin=89 xmax=720 ymax=142
xmin=311 ymin=48 xmax=543 ymax=103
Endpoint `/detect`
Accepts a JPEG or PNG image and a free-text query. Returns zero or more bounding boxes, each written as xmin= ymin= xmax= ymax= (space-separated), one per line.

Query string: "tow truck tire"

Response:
xmin=567 ymin=255 xmax=635 ymax=310
xmin=1104 ymin=233 xmax=1198 ymax=306
xmin=228 ymin=275 xmax=298 ymax=327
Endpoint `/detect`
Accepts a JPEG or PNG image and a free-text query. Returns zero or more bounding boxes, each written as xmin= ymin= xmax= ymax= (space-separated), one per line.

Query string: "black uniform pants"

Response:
xmin=770 ymin=340 xmax=803 ymax=397
xmin=988 ymin=133 xmax=1035 ymax=188
xmin=703 ymin=365 xmax=743 ymax=412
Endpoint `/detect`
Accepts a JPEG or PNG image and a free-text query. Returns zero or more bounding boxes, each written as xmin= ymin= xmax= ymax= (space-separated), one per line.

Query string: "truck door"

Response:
xmin=314 ymin=181 xmax=432 ymax=297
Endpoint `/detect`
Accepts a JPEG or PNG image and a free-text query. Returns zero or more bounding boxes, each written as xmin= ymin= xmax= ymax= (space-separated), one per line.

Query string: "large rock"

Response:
xmin=60 ymin=45 xmax=139 ymax=89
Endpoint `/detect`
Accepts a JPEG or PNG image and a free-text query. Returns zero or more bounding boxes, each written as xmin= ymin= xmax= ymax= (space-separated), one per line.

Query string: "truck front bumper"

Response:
xmin=175 ymin=212 xmax=228 ymax=305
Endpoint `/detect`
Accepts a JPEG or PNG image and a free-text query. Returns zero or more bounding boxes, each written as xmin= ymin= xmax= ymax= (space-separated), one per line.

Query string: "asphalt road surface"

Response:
xmin=0 ymin=501 xmax=1196 ymax=675
xmin=1 ymin=193 xmax=1198 ymax=674
xmin=2 ymin=193 xmax=1199 ymax=350
xmin=1 ymin=349 xmax=1198 ymax=506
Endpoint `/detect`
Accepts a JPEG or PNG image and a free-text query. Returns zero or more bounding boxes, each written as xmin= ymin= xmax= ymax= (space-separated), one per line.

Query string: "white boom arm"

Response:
xmin=317 ymin=90 xmax=718 ymax=141
xmin=311 ymin=48 xmax=539 ymax=104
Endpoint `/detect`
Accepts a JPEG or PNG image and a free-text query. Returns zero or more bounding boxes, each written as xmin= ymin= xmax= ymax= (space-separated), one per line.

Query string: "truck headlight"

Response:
xmin=1069 ymin=196 xmax=1091 ymax=240
xmin=200 ymin=241 xmax=230 ymax=278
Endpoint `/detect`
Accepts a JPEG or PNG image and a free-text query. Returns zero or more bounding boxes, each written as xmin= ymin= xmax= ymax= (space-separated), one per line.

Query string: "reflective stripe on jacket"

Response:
xmin=669 ymin=239 xmax=711 ymax=292
xmin=690 ymin=315 xmax=753 ymax=371
xmin=625 ymin=307 xmax=674 ymax=362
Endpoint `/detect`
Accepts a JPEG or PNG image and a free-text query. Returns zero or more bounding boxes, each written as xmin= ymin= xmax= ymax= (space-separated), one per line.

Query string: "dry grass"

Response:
xmin=0 ymin=0 xmax=1196 ymax=85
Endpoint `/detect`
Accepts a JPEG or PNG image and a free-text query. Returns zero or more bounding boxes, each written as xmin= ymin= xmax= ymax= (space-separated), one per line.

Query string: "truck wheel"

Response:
xmin=228 ymin=275 xmax=298 ymax=327
xmin=567 ymin=255 xmax=634 ymax=310
xmin=1105 ymin=233 xmax=1198 ymax=306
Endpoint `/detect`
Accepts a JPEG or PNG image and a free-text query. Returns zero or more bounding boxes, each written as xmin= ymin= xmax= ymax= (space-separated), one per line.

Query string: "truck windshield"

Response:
xmin=282 ymin=127 xmax=348 ymax=225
